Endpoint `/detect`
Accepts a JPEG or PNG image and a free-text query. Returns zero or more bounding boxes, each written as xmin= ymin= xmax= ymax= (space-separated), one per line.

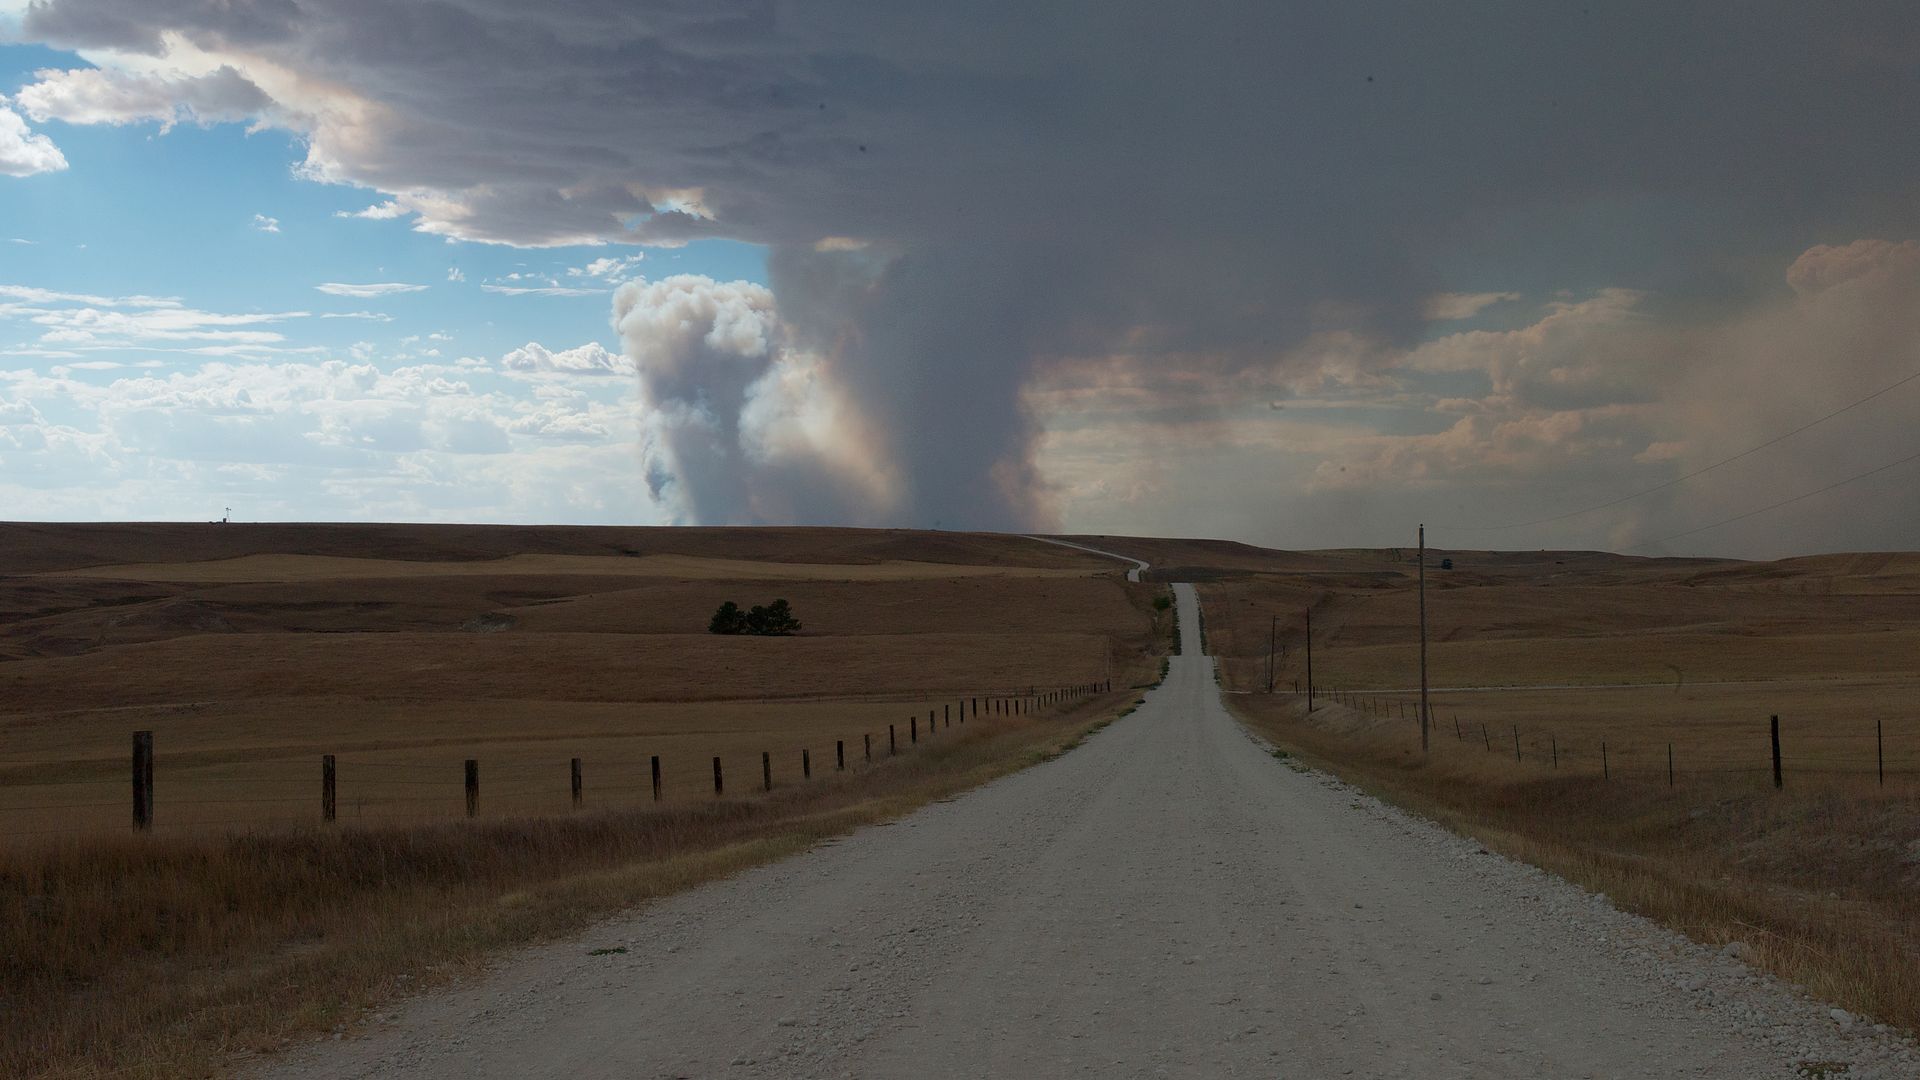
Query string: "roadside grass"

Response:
xmin=1230 ymin=693 xmax=1920 ymax=1037
xmin=1182 ymin=549 xmax=1920 ymax=1041
xmin=0 ymin=688 xmax=1141 ymax=1080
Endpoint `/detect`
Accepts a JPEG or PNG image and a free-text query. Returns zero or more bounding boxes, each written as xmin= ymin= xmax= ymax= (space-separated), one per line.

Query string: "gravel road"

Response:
xmin=262 ymin=584 xmax=1918 ymax=1079
xmin=1024 ymin=535 xmax=1149 ymax=581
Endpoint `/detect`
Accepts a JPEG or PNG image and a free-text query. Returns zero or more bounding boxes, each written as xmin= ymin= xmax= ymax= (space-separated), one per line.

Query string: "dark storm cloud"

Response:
xmin=18 ymin=1 xmax=1920 ymax=534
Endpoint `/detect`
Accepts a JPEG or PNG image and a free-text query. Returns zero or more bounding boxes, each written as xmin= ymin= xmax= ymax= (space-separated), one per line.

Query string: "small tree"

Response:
xmin=710 ymin=598 xmax=800 ymax=635
xmin=708 ymin=600 xmax=748 ymax=635
xmin=757 ymin=598 xmax=801 ymax=636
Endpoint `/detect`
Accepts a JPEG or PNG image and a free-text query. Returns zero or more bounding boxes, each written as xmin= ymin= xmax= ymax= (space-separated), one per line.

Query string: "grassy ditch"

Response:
xmin=1229 ymin=693 xmax=1920 ymax=1038
xmin=2 ymin=690 xmax=1140 ymax=1080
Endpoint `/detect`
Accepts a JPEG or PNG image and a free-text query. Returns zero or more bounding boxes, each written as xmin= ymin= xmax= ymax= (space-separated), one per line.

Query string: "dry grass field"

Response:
xmin=1073 ymin=537 xmax=1920 ymax=1038
xmin=0 ymin=525 xmax=1161 ymax=841
xmin=0 ymin=523 xmax=1169 ymax=1078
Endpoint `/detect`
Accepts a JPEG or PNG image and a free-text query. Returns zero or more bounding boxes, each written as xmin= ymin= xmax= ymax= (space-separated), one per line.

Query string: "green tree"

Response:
xmin=708 ymin=600 xmax=748 ymax=635
xmin=758 ymin=598 xmax=801 ymax=635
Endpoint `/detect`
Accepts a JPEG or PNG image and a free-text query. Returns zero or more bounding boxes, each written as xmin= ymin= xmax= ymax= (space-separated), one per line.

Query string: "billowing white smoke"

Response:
xmin=19 ymin=2 xmax=1920 ymax=546
xmin=613 ymin=274 xmax=893 ymax=525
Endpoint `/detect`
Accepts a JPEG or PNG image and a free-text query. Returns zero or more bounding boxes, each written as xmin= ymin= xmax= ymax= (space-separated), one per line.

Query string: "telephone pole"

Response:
xmin=1418 ymin=524 xmax=1430 ymax=754
xmin=1266 ymin=615 xmax=1277 ymax=693
xmin=1304 ymin=607 xmax=1315 ymax=710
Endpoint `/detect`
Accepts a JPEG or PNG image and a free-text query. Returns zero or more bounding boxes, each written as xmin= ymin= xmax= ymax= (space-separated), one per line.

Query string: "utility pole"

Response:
xmin=1418 ymin=524 xmax=1430 ymax=754
xmin=1304 ymin=607 xmax=1315 ymax=711
xmin=1266 ymin=615 xmax=1277 ymax=693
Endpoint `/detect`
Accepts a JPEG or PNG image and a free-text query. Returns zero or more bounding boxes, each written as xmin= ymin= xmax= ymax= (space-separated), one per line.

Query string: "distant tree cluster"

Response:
xmin=708 ymin=598 xmax=802 ymax=636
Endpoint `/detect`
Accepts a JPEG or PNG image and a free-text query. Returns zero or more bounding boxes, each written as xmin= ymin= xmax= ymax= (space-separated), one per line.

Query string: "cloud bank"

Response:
xmin=13 ymin=3 xmax=1920 ymax=550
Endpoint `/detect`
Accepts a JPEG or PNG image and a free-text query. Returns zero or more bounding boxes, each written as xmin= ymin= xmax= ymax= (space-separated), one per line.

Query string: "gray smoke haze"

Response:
xmin=16 ymin=2 xmax=1920 ymax=548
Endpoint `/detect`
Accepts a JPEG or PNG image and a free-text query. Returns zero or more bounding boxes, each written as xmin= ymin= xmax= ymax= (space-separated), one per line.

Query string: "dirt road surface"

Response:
xmin=1025 ymin=535 xmax=1149 ymax=582
xmin=261 ymin=585 xmax=1918 ymax=1079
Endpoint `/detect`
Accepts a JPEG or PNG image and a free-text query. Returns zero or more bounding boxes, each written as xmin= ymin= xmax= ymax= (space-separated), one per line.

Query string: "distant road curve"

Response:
xmin=1024 ymin=535 xmax=1148 ymax=582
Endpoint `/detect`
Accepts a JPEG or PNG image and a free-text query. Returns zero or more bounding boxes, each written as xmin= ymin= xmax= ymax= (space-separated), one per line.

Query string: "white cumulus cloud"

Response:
xmin=337 ymin=200 xmax=409 ymax=221
xmin=0 ymin=105 xmax=66 ymax=177
xmin=499 ymin=341 xmax=632 ymax=378
xmin=14 ymin=65 xmax=274 ymax=132
xmin=315 ymin=282 xmax=429 ymax=298
xmin=568 ymin=254 xmax=645 ymax=282
xmin=481 ymin=283 xmax=601 ymax=297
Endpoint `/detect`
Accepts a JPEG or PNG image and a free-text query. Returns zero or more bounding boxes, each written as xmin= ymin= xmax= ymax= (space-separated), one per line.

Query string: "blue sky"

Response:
xmin=3 ymin=5 xmax=1919 ymax=556
xmin=1 ymin=41 xmax=766 ymax=364
xmin=0 ymin=37 xmax=771 ymax=525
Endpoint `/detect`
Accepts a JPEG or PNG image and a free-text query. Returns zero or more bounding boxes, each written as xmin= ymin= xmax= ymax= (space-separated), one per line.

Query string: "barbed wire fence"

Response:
xmin=1296 ymin=684 xmax=1919 ymax=790
xmin=0 ymin=681 xmax=1119 ymax=844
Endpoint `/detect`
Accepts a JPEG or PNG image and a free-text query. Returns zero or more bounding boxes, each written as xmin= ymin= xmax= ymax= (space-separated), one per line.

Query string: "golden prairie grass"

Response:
xmin=44 ymin=552 xmax=1103 ymax=583
xmin=1185 ymin=549 xmax=1920 ymax=1040
xmin=1233 ymin=693 xmax=1920 ymax=1036
xmin=0 ymin=692 xmax=1138 ymax=1080
xmin=1 ymin=547 xmax=1156 ymax=843
xmin=0 ymin=523 xmax=1113 ymax=577
xmin=0 ymin=526 xmax=1171 ymax=1077
xmin=0 ymin=631 xmax=1114 ymax=711
xmin=0 ymin=692 xmax=1099 ymax=838
xmin=1277 ymin=679 xmax=1920 ymax=780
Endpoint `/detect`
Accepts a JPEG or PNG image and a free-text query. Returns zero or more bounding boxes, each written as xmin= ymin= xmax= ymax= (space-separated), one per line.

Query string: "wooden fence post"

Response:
xmin=763 ymin=751 xmax=772 ymax=792
xmin=971 ymin=697 xmax=977 ymax=718
xmin=1770 ymin=715 xmax=1783 ymax=790
xmin=322 ymin=753 xmax=337 ymax=823
xmin=1482 ymin=723 xmax=1491 ymax=752
xmin=944 ymin=704 xmax=950 ymax=728
xmin=911 ymin=716 xmax=918 ymax=744
xmin=1513 ymin=726 xmax=1522 ymax=763
xmin=1667 ymin=743 xmax=1674 ymax=788
xmin=889 ymin=725 xmax=897 ymax=756
xmin=1551 ymin=735 xmax=1558 ymax=770
xmin=837 ymin=740 xmax=846 ymax=771
xmin=651 ymin=755 xmax=662 ymax=802
xmin=1877 ymin=719 xmax=1884 ymax=786
xmin=571 ymin=757 xmax=582 ymax=808
xmin=803 ymin=748 xmax=811 ymax=780
xmin=1454 ymin=714 xmax=1462 ymax=740
xmin=864 ymin=733 xmax=872 ymax=762
xmin=131 ymin=730 xmax=153 ymax=832
xmin=713 ymin=756 xmax=724 ymax=796
xmin=929 ymin=709 xmax=936 ymax=734
xmin=464 ymin=759 xmax=478 ymax=818
xmin=1601 ymin=740 xmax=1609 ymax=780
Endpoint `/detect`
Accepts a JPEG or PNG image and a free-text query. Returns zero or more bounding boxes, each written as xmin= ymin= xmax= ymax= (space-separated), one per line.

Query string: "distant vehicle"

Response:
xmin=1440 ymin=558 xmax=1453 ymax=570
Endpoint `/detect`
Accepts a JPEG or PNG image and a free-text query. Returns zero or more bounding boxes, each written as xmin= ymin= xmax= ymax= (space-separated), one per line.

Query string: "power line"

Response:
xmin=1440 ymin=364 xmax=1920 ymax=531
xmin=1641 ymin=444 xmax=1920 ymax=547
